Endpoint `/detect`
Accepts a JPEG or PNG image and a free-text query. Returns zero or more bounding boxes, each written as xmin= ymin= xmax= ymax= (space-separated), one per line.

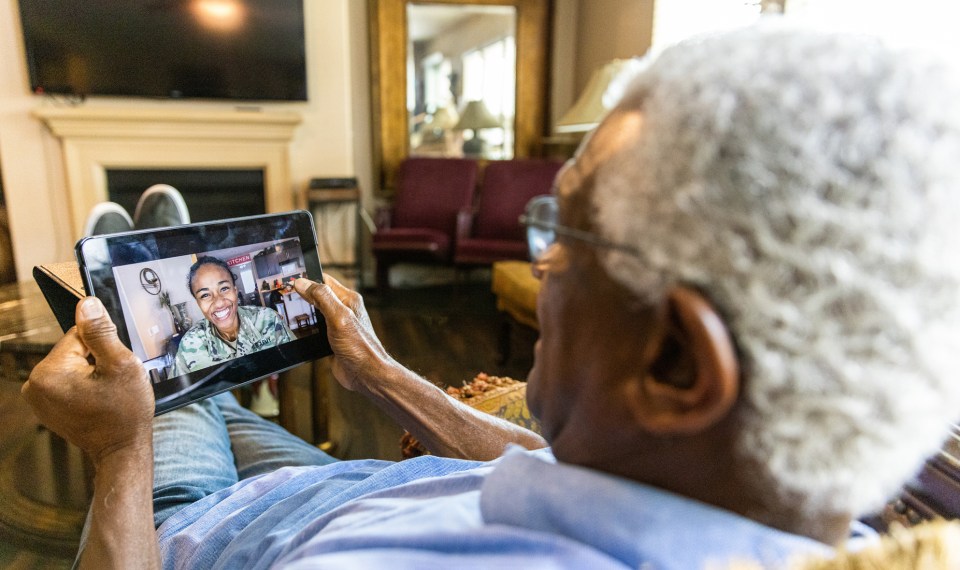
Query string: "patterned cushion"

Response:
xmin=445 ymin=374 xmax=539 ymax=433
xmin=400 ymin=373 xmax=539 ymax=459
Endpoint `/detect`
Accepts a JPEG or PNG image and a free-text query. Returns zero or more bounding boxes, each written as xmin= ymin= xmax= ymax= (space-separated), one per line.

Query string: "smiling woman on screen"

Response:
xmin=170 ymin=256 xmax=295 ymax=376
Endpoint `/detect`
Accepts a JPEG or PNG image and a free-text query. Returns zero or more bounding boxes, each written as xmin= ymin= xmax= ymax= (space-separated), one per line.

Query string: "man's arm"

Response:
xmin=21 ymin=298 xmax=160 ymax=569
xmin=82 ymin=444 xmax=157 ymax=569
xmin=296 ymin=277 xmax=547 ymax=460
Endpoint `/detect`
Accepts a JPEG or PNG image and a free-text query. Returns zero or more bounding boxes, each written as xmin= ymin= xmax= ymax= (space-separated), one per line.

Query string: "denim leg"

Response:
xmin=152 ymin=395 xmax=239 ymax=528
xmin=76 ymin=390 xmax=340 ymax=565
xmin=215 ymin=392 xmax=339 ymax=479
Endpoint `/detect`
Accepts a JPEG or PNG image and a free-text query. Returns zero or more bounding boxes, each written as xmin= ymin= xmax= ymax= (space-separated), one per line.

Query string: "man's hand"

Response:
xmin=22 ymin=297 xmax=154 ymax=465
xmin=294 ymin=276 xmax=395 ymax=392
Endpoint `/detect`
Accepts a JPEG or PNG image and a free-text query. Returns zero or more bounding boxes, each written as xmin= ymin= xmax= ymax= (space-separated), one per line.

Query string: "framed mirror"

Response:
xmin=370 ymin=0 xmax=549 ymax=194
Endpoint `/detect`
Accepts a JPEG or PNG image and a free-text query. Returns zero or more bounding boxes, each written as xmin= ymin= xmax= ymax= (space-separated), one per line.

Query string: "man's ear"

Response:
xmin=629 ymin=286 xmax=740 ymax=435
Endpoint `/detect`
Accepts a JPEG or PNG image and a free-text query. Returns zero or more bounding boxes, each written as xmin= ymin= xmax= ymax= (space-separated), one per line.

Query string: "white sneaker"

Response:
xmin=83 ymin=202 xmax=134 ymax=236
xmin=133 ymin=184 xmax=191 ymax=229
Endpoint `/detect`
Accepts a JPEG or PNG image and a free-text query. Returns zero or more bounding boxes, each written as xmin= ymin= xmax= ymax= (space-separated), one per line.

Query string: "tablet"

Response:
xmin=75 ymin=210 xmax=332 ymax=415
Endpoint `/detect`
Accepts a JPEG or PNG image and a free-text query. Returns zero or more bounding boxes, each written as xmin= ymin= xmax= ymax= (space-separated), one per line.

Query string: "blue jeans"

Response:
xmin=76 ymin=391 xmax=339 ymax=564
xmin=152 ymin=392 xmax=339 ymax=527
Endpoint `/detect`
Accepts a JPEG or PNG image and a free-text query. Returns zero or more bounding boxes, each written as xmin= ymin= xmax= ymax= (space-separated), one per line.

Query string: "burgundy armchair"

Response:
xmin=454 ymin=158 xmax=564 ymax=265
xmin=372 ymin=157 xmax=479 ymax=290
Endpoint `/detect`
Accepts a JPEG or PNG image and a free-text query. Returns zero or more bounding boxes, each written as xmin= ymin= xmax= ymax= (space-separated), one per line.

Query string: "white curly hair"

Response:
xmin=589 ymin=21 xmax=960 ymax=518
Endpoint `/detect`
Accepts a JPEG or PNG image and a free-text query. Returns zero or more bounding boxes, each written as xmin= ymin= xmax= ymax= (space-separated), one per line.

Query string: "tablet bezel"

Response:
xmin=75 ymin=210 xmax=331 ymax=415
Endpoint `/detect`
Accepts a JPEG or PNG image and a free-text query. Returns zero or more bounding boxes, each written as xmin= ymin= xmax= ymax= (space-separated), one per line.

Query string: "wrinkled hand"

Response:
xmin=295 ymin=276 xmax=394 ymax=392
xmin=22 ymin=297 xmax=154 ymax=465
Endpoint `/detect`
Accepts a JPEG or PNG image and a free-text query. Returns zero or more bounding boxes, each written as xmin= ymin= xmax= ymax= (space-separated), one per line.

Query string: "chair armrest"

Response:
xmin=456 ymin=207 xmax=475 ymax=241
xmin=374 ymin=207 xmax=393 ymax=231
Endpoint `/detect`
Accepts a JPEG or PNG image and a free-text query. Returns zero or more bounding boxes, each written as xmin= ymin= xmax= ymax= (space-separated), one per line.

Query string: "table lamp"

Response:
xmin=556 ymin=59 xmax=635 ymax=133
xmin=417 ymin=104 xmax=460 ymax=149
xmin=454 ymin=100 xmax=502 ymax=156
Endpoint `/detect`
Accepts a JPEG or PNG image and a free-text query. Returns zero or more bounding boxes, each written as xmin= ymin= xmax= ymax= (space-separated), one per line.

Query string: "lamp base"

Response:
xmin=462 ymin=137 xmax=485 ymax=157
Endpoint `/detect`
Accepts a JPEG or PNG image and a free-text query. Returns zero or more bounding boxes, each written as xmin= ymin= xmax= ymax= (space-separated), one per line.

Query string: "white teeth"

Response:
xmin=213 ymin=308 xmax=231 ymax=319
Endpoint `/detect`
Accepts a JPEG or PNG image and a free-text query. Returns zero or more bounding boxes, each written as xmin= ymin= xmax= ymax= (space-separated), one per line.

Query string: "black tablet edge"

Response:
xmin=74 ymin=211 xmax=332 ymax=416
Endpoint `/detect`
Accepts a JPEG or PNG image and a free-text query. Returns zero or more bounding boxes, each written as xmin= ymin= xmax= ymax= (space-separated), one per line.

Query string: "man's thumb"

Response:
xmin=75 ymin=297 xmax=126 ymax=360
xmin=295 ymin=278 xmax=335 ymax=310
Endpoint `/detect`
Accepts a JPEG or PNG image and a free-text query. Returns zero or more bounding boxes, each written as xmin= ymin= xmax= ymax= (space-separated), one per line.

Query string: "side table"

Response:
xmin=0 ymin=281 xmax=88 ymax=554
xmin=308 ymin=178 xmax=364 ymax=277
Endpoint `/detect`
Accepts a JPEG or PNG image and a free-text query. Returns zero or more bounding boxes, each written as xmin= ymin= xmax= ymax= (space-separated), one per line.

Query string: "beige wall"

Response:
xmin=549 ymin=0 xmax=654 ymax=134
xmin=549 ymin=0 xmax=579 ymax=133
xmin=0 ymin=0 xmax=371 ymax=281
xmin=573 ymin=0 xmax=654 ymax=94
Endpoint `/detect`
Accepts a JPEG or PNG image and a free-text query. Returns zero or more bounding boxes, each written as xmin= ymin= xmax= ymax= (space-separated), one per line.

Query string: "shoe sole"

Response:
xmin=83 ymin=202 xmax=134 ymax=236
xmin=134 ymin=184 xmax=191 ymax=227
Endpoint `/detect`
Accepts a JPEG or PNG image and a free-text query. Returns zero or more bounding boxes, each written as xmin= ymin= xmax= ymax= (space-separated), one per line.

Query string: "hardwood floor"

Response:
xmin=0 ymin=279 xmax=537 ymax=567
xmin=365 ymin=282 xmax=535 ymax=385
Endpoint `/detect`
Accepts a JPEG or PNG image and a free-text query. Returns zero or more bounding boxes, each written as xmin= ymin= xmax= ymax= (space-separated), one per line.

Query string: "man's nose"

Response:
xmin=531 ymin=257 xmax=547 ymax=281
xmin=531 ymin=242 xmax=563 ymax=281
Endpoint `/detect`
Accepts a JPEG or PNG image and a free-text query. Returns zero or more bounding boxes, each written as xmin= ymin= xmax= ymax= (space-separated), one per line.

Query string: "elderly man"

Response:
xmin=22 ymin=22 xmax=960 ymax=569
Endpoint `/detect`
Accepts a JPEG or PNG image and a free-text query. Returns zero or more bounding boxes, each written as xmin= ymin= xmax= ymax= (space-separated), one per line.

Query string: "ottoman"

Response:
xmin=491 ymin=260 xmax=541 ymax=363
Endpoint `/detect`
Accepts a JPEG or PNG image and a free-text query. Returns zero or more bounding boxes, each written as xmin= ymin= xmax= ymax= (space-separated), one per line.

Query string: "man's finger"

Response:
xmin=317 ymin=275 xmax=359 ymax=307
xmin=74 ymin=297 xmax=128 ymax=363
xmin=23 ymin=328 xmax=89 ymax=400
xmin=294 ymin=276 xmax=321 ymax=301
xmin=42 ymin=326 xmax=91 ymax=362
xmin=295 ymin=278 xmax=344 ymax=316
xmin=323 ymin=274 xmax=349 ymax=294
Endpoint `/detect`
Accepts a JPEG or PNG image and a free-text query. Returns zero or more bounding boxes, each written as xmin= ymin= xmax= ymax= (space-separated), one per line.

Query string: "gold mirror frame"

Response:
xmin=369 ymin=0 xmax=549 ymax=195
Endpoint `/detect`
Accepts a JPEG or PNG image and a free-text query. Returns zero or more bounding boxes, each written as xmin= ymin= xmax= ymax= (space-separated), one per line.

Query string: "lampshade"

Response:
xmin=556 ymin=59 xmax=633 ymax=133
xmin=454 ymin=100 xmax=502 ymax=131
xmin=425 ymin=105 xmax=459 ymax=130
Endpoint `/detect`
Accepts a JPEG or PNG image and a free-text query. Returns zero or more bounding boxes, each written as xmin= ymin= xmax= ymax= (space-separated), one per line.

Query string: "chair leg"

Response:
xmin=497 ymin=312 xmax=512 ymax=365
xmin=453 ymin=266 xmax=470 ymax=296
xmin=375 ymin=260 xmax=391 ymax=294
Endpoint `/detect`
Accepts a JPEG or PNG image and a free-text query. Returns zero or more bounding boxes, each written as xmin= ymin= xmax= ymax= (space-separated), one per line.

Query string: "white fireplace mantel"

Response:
xmin=34 ymin=106 xmax=302 ymax=237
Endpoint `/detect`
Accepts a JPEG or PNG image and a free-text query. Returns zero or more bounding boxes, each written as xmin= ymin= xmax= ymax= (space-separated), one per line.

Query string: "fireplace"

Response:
xmin=108 ymin=169 xmax=266 ymax=222
xmin=34 ymin=107 xmax=301 ymax=238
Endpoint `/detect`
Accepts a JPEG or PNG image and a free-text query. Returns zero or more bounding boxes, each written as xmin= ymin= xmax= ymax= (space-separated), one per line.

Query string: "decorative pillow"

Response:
xmin=400 ymin=373 xmax=540 ymax=459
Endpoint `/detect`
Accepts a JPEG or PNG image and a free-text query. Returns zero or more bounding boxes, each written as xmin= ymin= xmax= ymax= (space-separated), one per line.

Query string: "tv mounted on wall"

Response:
xmin=18 ymin=0 xmax=307 ymax=102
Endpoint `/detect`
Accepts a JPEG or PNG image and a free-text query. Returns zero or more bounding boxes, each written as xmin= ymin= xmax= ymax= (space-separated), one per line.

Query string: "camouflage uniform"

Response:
xmin=171 ymin=305 xmax=296 ymax=376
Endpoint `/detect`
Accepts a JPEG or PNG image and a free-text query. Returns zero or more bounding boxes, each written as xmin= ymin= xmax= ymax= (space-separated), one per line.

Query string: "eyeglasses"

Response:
xmin=518 ymin=195 xmax=643 ymax=261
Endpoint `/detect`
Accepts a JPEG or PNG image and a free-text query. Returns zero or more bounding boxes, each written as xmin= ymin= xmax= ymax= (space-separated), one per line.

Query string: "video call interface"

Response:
xmin=110 ymin=237 xmax=320 ymax=404
xmin=76 ymin=212 xmax=330 ymax=413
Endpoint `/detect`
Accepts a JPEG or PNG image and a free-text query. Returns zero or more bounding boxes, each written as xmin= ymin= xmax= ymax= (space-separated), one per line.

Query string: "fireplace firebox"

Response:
xmin=107 ymin=169 xmax=266 ymax=223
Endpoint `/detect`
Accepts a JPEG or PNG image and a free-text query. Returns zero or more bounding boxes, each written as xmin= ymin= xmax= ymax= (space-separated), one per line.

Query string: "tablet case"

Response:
xmin=33 ymin=261 xmax=86 ymax=332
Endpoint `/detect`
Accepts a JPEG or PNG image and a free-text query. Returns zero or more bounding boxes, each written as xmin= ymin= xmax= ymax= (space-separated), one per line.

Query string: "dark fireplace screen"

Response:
xmin=107 ymin=169 xmax=266 ymax=224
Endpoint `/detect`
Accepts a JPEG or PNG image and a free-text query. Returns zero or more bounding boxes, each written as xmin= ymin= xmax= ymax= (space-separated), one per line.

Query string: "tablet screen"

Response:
xmin=75 ymin=211 xmax=331 ymax=415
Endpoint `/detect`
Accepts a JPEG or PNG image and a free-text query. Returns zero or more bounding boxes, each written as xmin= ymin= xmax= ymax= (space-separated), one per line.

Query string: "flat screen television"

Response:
xmin=18 ymin=0 xmax=307 ymax=101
